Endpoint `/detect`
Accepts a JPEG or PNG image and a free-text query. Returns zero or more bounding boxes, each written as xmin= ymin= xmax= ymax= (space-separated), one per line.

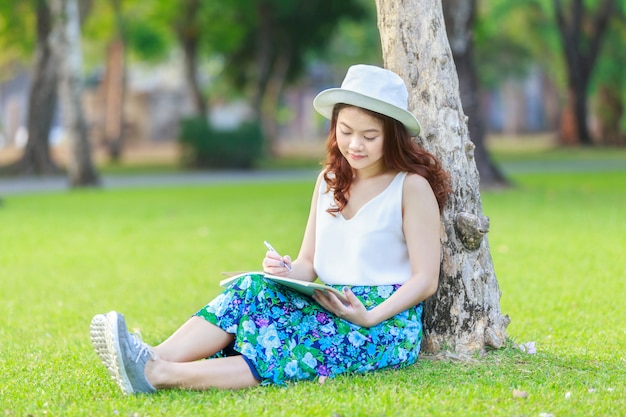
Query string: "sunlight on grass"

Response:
xmin=1 ymin=158 xmax=625 ymax=416
xmin=485 ymin=172 xmax=626 ymax=358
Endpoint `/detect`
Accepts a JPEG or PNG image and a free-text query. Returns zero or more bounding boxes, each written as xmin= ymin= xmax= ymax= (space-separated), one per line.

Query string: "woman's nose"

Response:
xmin=349 ymin=136 xmax=363 ymax=150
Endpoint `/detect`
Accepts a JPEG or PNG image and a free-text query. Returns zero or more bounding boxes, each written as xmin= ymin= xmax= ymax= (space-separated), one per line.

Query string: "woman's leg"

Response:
xmin=148 ymin=316 xmax=260 ymax=390
xmin=145 ymin=355 xmax=259 ymax=390
xmin=154 ymin=316 xmax=233 ymax=362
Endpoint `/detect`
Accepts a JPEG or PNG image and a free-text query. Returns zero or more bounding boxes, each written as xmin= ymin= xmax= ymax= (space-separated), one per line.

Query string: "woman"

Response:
xmin=90 ymin=64 xmax=451 ymax=394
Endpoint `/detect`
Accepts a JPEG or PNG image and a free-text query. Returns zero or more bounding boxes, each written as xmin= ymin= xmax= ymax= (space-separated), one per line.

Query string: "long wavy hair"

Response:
xmin=322 ymin=104 xmax=451 ymax=214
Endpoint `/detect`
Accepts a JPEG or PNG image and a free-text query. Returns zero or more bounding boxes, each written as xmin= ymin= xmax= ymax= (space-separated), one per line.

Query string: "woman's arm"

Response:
xmin=313 ymin=173 xmax=441 ymax=327
xmin=262 ymin=172 xmax=324 ymax=282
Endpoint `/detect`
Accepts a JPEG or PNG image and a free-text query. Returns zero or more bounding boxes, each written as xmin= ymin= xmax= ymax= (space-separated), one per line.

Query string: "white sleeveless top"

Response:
xmin=314 ymin=172 xmax=411 ymax=286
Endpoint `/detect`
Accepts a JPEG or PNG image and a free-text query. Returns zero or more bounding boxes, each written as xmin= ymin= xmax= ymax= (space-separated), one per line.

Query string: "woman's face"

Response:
xmin=335 ymin=106 xmax=385 ymax=174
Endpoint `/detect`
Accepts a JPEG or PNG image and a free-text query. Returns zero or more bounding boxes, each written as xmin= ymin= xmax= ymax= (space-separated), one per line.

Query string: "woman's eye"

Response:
xmin=364 ymin=136 xmax=377 ymax=141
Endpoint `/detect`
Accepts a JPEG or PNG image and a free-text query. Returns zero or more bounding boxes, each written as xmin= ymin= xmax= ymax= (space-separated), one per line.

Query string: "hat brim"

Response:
xmin=313 ymin=88 xmax=421 ymax=136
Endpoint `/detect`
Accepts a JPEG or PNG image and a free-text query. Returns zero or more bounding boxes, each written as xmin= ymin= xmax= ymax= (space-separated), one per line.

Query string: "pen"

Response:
xmin=264 ymin=240 xmax=292 ymax=271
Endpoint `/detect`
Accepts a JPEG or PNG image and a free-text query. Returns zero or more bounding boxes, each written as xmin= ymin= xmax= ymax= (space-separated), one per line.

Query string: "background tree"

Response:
xmin=554 ymin=0 xmax=616 ymax=145
xmin=122 ymin=0 xmax=368 ymax=154
xmin=18 ymin=0 xmax=60 ymax=175
xmin=99 ymin=0 xmax=126 ymax=162
xmin=0 ymin=0 xmax=99 ymax=177
xmin=51 ymin=0 xmax=98 ymax=186
xmin=175 ymin=0 xmax=207 ymax=117
xmin=321 ymin=0 xmax=383 ymax=70
xmin=484 ymin=0 xmax=624 ymax=146
xmin=0 ymin=0 xmax=60 ymax=176
xmin=442 ymin=0 xmax=509 ymax=189
xmin=125 ymin=1 xmax=244 ymax=117
xmin=81 ymin=0 xmax=175 ymax=162
xmin=592 ymin=10 xmax=626 ymax=146
xmin=376 ymin=0 xmax=510 ymax=354
xmin=221 ymin=0 xmax=366 ymax=151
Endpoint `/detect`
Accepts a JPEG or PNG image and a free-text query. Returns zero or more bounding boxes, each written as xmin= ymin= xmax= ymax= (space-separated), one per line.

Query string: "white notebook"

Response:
xmin=220 ymin=272 xmax=348 ymax=302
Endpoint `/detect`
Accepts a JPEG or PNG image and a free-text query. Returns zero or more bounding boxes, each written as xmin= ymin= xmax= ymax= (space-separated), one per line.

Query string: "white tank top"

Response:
xmin=314 ymin=172 xmax=411 ymax=286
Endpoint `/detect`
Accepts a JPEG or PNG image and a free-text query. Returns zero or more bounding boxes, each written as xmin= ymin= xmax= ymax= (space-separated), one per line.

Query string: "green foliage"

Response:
xmin=477 ymin=0 xmax=564 ymax=88
xmin=0 ymin=0 xmax=36 ymax=68
xmin=221 ymin=0 xmax=367 ymax=89
xmin=179 ymin=116 xmax=264 ymax=169
xmin=124 ymin=19 xmax=170 ymax=62
xmin=590 ymin=6 xmax=626 ymax=134
xmin=81 ymin=0 xmax=174 ymax=67
xmin=1 ymin=150 xmax=625 ymax=415
xmin=479 ymin=0 xmax=626 ymax=94
xmin=593 ymin=15 xmax=626 ymax=89
xmin=473 ymin=31 xmax=534 ymax=89
xmin=318 ymin=0 xmax=382 ymax=70
xmin=476 ymin=0 xmax=626 ymax=140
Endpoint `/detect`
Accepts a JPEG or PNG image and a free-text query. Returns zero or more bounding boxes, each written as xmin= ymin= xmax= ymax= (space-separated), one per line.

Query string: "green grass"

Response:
xmin=490 ymin=141 xmax=626 ymax=174
xmin=1 ymin=154 xmax=625 ymax=416
xmin=97 ymin=153 xmax=323 ymax=175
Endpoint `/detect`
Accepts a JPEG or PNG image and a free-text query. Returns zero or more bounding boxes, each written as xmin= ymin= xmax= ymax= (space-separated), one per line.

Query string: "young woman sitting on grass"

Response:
xmin=90 ymin=64 xmax=451 ymax=394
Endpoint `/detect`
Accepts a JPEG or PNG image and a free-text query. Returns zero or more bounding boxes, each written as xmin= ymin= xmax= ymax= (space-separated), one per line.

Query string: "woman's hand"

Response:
xmin=262 ymin=250 xmax=292 ymax=277
xmin=313 ymin=288 xmax=374 ymax=328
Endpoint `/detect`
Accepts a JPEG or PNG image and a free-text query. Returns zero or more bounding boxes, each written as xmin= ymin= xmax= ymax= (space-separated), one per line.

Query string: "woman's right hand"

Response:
xmin=262 ymin=251 xmax=292 ymax=277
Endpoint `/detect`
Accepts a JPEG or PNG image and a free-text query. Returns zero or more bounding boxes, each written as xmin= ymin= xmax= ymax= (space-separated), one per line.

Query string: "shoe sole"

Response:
xmin=90 ymin=312 xmax=134 ymax=395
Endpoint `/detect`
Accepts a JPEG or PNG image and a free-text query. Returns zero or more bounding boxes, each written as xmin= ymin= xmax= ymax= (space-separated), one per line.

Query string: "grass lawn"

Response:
xmin=1 ymin=151 xmax=625 ymax=416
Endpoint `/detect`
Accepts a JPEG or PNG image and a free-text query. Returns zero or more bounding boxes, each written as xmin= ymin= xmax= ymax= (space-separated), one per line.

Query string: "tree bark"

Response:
xmin=6 ymin=0 xmax=61 ymax=176
xmin=376 ymin=0 xmax=510 ymax=354
xmin=442 ymin=0 xmax=508 ymax=189
xmin=51 ymin=0 xmax=99 ymax=187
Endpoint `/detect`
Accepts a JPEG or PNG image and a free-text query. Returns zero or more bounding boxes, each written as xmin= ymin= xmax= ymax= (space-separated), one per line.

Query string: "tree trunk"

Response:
xmin=558 ymin=90 xmax=579 ymax=145
xmin=442 ymin=0 xmax=508 ymax=189
xmin=376 ymin=0 xmax=510 ymax=354
xmin=51 ymin=0 xmax=99 ymax=187
xmin=252 ymin=0 xmax=274 ymax=121
xmin=596 ymin=85 xmax=625 ymax=146
xmin=101 ymin=38 xmax=125 ymax=161
xmin=260 ymin=52 xmax=290 ymax=155
xmin=6 ymin=0 xmax=61 ymax=176
xmin=102 ymin=0 xmax=126 ymax=162
xmin=177 ymin=0 xmax=208 ymax=117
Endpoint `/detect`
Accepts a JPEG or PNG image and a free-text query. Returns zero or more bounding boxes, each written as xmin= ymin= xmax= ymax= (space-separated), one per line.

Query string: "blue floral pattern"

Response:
xmin=194 ymin=274 xmax=423 ymax=385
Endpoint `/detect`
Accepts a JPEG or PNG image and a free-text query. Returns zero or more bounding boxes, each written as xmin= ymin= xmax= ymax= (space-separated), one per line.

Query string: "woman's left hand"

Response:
xmin=313 ymin=288 xmax=374 ymax=328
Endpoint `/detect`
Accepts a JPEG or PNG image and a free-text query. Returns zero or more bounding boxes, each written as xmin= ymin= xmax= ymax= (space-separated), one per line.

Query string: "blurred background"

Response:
xmin=0 ymin=0 xmax=624 ymax=188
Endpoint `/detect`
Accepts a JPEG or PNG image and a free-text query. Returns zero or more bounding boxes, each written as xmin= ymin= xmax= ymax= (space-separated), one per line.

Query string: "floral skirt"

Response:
xmin=194 ymin=274 xmax=423 ymax=385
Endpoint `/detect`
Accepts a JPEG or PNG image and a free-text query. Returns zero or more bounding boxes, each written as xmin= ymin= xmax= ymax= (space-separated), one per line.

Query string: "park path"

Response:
xmin=0 ymin=169 xmax=319 ymax=196
xmin=0 ymin=158 xmax=624 ymax=196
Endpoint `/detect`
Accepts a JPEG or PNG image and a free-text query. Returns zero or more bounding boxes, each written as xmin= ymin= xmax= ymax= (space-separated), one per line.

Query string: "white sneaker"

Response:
xmin=90 ymin=311 xmax=157 ymax=395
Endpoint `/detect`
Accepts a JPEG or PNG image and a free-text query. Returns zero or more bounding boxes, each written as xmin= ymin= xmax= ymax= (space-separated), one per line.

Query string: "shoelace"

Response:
xmin=129 ymin=331 xmax=157 ymax=363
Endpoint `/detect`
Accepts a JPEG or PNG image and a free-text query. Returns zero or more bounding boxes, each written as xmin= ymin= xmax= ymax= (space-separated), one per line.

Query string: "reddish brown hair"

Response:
xmin=323 ymin=104 xmax=451 ymax=214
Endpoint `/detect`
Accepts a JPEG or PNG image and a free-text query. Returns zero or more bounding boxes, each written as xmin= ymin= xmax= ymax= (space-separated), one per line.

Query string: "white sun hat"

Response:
xmin=313 ymin=64 xmax=421 ymax=136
